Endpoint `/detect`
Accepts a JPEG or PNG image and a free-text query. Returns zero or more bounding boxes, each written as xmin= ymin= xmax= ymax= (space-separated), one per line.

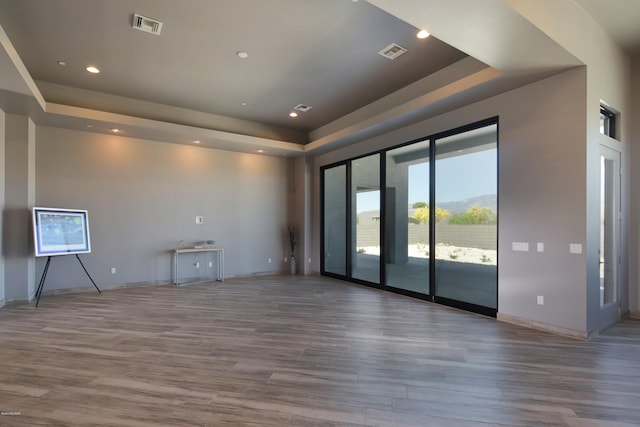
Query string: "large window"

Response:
xmin=321 ymin=118 xmax=498 ymax=316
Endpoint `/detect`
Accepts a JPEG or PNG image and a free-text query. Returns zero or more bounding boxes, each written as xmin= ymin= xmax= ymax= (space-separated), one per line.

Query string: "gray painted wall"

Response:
xmin=4 ymin=114 xmax=35 ymax=301
xmin=34 ymin=126 xmax=291 ymax=293
xmin=312 ymin=68 xmax=590 ymax=334
xmin=631 ymin=58 xmax=640 ymax=317
xmin=290 ymin=156 xmax=311 ymax=274
xmin=0 ymin=108 xmax=4 ymax=306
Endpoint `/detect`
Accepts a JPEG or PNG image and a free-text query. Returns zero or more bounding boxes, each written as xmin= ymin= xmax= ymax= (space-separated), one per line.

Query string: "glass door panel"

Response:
xmin=385 ymin=141 xmax=430 ymax=293
xmin=351 ymin=154 xmax=380 ymax=283
xmin=434 ymin=124 xmax=497 ymax=309
xmin=323 ymin=165 xmax=347 ymax=276
xmin=599 ymin=145 xmax=620 ymax=330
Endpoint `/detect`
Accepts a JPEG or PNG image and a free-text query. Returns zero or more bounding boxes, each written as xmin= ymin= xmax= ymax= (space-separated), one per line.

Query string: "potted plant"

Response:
xmin=288 ymin=226 xmax=296 ymax=275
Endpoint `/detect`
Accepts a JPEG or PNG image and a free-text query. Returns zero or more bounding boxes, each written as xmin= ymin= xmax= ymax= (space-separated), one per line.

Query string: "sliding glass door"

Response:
xmin=434 ymin=124 xmax=497 ymax=309
xmin=385 ymin=140 xmax=430 ymax=294
xmin=323 ymin=165 xmax=347 ymax=276
xmin=321 ymin=119 xmax=498 ymax=316
xmin=351 ymin=154 xmax=381 ymax=284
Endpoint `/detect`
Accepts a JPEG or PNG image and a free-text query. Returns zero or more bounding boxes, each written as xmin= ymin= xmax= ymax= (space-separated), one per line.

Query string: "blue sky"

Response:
xmin=357 ymin=149 xmax=497 ymax=213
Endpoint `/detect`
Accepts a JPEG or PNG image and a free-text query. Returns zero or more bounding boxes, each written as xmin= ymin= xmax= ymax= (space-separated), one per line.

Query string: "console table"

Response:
xmin=173 ymin=248 xmax=224 ymax=286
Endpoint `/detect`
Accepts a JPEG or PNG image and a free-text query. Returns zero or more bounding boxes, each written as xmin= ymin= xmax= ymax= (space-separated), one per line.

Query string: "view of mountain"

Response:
xmin=436 ymin=194 xmax=497 ymax=214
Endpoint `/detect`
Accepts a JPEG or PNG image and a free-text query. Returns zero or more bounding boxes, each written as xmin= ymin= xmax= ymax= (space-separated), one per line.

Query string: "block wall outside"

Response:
xmin=356 ymin=223 xmax=497 ymax=250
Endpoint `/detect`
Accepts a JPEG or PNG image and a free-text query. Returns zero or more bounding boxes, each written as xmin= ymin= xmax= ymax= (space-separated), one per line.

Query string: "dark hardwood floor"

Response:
xmin=0 ymin=275 xmax=639 ymax=426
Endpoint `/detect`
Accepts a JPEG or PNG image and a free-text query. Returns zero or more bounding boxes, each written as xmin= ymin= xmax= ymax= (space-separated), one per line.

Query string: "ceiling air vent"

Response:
xmin=132 ymin=13 xmax=163 ymax=35
xmin=294 ymin=104 xmax=313 ymax=113
xmin=378 ymin=43 xmax=407 ymax=60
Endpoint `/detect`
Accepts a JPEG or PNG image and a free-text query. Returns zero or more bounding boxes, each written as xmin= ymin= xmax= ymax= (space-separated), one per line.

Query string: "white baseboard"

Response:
xmin=497 ymin=312 xmax=588 ymax=340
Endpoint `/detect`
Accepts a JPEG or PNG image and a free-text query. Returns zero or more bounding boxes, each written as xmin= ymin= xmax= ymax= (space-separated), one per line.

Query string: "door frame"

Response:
xmin=598 ymin=144 xmax=621 ymax=331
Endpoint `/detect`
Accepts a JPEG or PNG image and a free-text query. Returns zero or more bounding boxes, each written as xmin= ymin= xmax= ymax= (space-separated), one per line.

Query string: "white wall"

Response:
xmin=312 ymin=68 xmax=589 ymax=334
xmin=33 ymin=126 xmax=291 ymax=294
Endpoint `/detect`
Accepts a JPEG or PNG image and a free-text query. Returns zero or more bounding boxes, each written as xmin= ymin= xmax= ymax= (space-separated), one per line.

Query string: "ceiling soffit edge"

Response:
xmin=41 ymin=102 xmax=305 ymax=156
xmin=36 ymin=80 xmax=308 ymax=144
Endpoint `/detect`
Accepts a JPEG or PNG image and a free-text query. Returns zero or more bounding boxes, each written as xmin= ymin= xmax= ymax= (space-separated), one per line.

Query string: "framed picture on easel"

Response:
xmin=32 ymin=207 xmax=91 ymax=257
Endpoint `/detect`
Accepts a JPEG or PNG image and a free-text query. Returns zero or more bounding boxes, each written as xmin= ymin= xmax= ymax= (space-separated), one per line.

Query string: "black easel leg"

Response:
xmin=76 ymin=254 xmax=101 ymax=294
xmin=35 ymin=256 xmax=52 ymax=307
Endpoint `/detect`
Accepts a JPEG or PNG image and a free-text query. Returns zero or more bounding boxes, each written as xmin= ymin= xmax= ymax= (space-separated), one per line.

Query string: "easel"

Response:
xmin=35 ymin=254 xmax=101 ymax=307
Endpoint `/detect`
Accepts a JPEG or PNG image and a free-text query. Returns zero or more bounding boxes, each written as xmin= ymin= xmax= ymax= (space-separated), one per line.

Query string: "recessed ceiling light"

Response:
xmin=193 ymin=140 xmax=201 ymax=144
xmin=257 ymin=149 xmax=264 ymax=153
xmin=241 ymin=102 xmax=248 ymax=106
xmin=86 ymin=66 xmax=100 ymax=74
xmin=417 ymin=30 xmax=430 ymax=39
xmin=236 ymin=51 xmax=249 ymax=59
xmin=85 ymin=124 xmax=92 ymax=128
xmin=289 ymin=112 xmax=298 ymax=118
xmin=111 ymin=128 xmax=120 ymax=133
xmin=57 ymin=60 xmax=67 ymax=66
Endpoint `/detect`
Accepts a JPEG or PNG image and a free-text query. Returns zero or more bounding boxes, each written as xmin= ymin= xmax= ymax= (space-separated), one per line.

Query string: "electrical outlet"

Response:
xmin=209 ymin=261 xmax=213 ymax=267
xmin=537 ymin=242 xmax=544 ymax=252
xmin=537 ymin=295 xmax=544 ymax=305
xmin=195 ymin=261 xmax=200 ymax=268
xmin=268 ymin=258 xmax=272 ymax=263
xmin=195 ymin=216 xmax=204 ymax=224
xmin=111 ymin=267 xmax=116 ymax=274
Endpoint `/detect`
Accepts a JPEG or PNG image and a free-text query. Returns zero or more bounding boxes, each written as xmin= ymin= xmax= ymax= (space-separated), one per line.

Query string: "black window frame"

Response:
xmin=600 ymin=105 xmax=617 ymax=139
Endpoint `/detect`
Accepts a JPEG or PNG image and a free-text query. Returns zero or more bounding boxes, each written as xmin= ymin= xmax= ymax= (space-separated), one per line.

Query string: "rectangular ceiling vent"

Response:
xmin=378 ymin=43 xmax=407 ymax=60
xmin=132 ymin=13 xmax=163 ymax=35
xmin=294 ymin=104 xmax=313 ymax=113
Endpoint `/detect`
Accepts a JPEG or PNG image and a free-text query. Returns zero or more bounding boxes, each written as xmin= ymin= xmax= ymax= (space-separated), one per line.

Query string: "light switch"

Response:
xmin=569 ymin=243 xmax=582 ymax=254
xmin=195 ymin=216 xmax=204 ymax=224
xmin=537 ymin=242 xmax=544 ymax=252
xmin=512 ymin=242 xmax=529 ymax=252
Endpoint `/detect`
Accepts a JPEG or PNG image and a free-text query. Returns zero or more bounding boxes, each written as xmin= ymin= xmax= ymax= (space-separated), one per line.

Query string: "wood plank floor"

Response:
xmin=0 ymin=275 xmax=639 ymax=426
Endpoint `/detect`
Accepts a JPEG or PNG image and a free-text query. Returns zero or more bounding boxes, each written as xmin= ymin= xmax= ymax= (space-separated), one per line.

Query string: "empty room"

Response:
xmin=1 ymin=1 xmax=639 ymax=425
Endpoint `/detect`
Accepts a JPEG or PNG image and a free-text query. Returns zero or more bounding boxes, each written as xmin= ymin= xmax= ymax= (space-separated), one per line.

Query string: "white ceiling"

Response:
xmin=0 ymin=0 xmax=638 ymax=156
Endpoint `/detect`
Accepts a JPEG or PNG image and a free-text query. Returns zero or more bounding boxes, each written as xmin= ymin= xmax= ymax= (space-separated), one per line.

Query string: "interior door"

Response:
xmin=599 ymin=145 xmax=620 ymax=331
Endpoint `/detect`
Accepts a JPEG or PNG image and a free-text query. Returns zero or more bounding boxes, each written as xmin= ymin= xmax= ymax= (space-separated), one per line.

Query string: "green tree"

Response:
xmin=412 ymin=201 xmax=427 ymax=209
xmin=448 ymin=205 xmax=496 ymax=225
